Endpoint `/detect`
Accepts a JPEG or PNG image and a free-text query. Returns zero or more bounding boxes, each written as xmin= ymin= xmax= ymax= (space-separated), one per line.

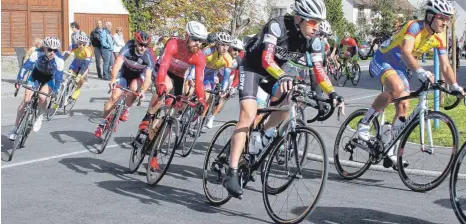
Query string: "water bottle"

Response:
xmin=248 ymin=131 xmax=261 ymax=155
xmin=381 ymin=122 xmax=392 ymax=144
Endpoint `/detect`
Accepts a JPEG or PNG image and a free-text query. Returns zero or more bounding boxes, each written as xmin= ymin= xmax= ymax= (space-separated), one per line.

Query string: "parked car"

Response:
xmin=358 ymin=41 xmax=372 ymax=60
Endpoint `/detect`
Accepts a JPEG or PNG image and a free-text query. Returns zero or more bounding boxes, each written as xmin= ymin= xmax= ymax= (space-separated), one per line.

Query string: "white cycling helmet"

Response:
xmin=186 ymin=21 xmax=208 ymax=40
xmin=216 ymin=32 xmax=233 ymax=44
xmin=231 ymin=39 xmax=244 ymax=50
xmin=77 ymin=35 xmax=89 ymax=44
xmin=425 ymin=0 xmax=454 ymax=16
xmin=319 ymin=20 xmax=332 ymax=35
xmin=294 ymin=0 xmax=327 ymax=21
xmin=43 ymin=37 xmax=61 ymax=49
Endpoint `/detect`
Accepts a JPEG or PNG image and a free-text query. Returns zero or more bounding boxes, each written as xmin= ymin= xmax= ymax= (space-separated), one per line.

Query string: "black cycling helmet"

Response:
xmin=207 ymin=32 xmax=217 ymax=44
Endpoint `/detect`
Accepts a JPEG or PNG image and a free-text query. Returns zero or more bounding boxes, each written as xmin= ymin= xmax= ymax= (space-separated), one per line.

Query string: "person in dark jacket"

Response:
xmin=90 ymin=20 xmax=103 ymax=78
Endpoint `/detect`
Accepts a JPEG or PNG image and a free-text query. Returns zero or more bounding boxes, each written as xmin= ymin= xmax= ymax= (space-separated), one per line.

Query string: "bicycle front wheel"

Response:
xmin=146 ymin=117 xmax=178 ymax=186
xmin=180 ymin=108 xmax=203 ymax=157
xmin=337 ymin=65 xmax=347 ymax=87
xmin=397 ymin=110 xmax=459 ymax=192
xmin=262 ymin=126 xmax=328 ymax=224
xmin=351 ymin=63 xmax=361 ymax=85
xmin=450 ymin=142 xmax=466 ymax=224
xmin=98 ymin=102 xmax=124 ymax=154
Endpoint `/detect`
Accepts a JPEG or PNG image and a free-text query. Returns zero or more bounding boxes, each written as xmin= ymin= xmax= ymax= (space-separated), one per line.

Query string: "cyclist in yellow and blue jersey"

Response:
xmin=197 ymin=32 xmax=234 ymax=129
xmin=63 ymin=35 xmax=93 ymax=100
xmin=357 ymin=0 xmax=465 ymax=170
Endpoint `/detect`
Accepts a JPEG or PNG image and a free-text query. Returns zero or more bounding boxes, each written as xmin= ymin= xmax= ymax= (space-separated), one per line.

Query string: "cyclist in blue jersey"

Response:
xmin=9 ymin=37 xmax=64 ymax=140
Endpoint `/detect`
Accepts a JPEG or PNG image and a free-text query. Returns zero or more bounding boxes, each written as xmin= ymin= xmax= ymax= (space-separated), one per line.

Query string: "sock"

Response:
xmin=361 ymin=107 xmax=379 ymax=124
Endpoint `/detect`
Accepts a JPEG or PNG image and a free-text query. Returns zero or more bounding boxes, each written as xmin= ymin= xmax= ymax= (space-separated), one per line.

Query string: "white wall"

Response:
xmin=343 ymin=0 xmax=355 ymax=23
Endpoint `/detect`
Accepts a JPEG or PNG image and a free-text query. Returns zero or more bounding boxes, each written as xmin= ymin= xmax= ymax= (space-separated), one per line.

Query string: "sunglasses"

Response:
xmin=231 ymin=48 xmax=241 ymax=52
xmin=137 ymin=42 xmax=149 ymax=48
xmin=189 ymin=36 xmax=205 ymax=43
xmin=304 ymin=19 xmax=320 ymax=28
xmin=47 ymin=48 xmax=58 ymax=53
xmin=434 ymin=14 xmax=451 ymax=22
xmin=78 ymin=41 xmax=85 ymax=45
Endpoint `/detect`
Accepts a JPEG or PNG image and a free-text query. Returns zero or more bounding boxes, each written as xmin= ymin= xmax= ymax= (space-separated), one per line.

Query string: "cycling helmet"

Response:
xmin=231 ymin=39 xmax=244 ymax=50
xmin=343 ymin=31 xmax=351 ymax=38
xmin=207 ymin=32 xmax=217 ymax=44
xmin=134 ymin=30 xmax=152 ymax=45
xmin=294 ymin=0 xmax=327 ymax=21
xmin=43 ymin=37 xmax=61 ymax=49
xmin=319 ymin=20 xmax=332 ymax=35
xmin=425 ymin=0 xmax=454 ymax=16
xmin=186 ymin=21 xmax=208 ymax=40
xmin=215 ymin=32 xmax=233 ymax=44
xmin=77 ymin=35 xmax=89 ymax=44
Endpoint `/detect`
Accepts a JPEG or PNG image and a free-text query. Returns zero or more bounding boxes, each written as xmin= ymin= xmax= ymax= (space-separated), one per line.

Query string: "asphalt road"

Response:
xmin=2 ymin=60 xmax=466 ymax=224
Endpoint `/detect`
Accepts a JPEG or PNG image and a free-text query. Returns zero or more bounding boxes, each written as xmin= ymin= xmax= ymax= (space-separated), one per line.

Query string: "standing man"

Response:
xmin=90 ymin=20 xmax=103 ymax=79
xmin=100 ymin=21 xmax=114 ymax=80
xmin=70 ymin=22 xmax=88 ymax=45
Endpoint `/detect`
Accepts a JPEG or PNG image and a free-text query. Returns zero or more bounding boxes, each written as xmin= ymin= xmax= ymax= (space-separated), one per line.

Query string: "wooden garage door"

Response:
xmin=30 ymin=12 xmax=62 ymax=43
xmin=1 ymin=11 xmax=28 ymax=55
xmin=74 ymin=13 xmax=129 ymax=42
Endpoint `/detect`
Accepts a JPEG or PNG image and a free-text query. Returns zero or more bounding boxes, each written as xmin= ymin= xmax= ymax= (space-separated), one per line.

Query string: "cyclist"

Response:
xmin=357 ymin=0 xmax=465 ymax=169
xmin=8 ymin=37 xmax=64 ymax=140
xmin=63 ymin=35 xmax=93 ymax=100
xmin=328 ymin=31 xmax=340 ymax=68
xmin=201 ymin=32 xmax=234 ymax=129
xmin=318 ymin=20 xmax=332 ymax=67
xmin=94 ymin=31 xmax=155 ymax=138
xmin=224 ymin=0 xmax=343 ymax=198
xmin=203 ymin=32 xmax=217 ymax=48
xmin=138 ymin=21 xmax=208 ymax=136
xmin=339 ymin=31 xmax=359 ymax=77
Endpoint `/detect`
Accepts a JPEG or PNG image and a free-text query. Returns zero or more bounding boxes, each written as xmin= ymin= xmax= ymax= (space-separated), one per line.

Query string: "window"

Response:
xmin=271 ymin=7 xmax=287 ymax=17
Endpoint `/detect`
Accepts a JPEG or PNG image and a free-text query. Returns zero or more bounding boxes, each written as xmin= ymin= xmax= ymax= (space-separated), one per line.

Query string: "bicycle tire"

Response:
xmin=397 ymin=110 xmax=459 ymax=192
xmin=334 ymin=108 xmax=377 ymax=179
xmin=262 ymin=126 xmax=328 ymax=224
xmin=97 ymin=101 xmax=124 ymax=154
xmin=337 ymin=65 xmax=347 ymax=87
xmin=450 ymin=142 xmax=466 ymax=224
xmin=20 ymin=110 xmax=35 ymax=148
xmin=64 ymin=82 xmax=77 ymax=114
xmin=180 ymin=108 xmax=203 ymax=157
xmin=8 ymin=111 xmax=30 ymax=161
xmin=351 ymin=64 xmax=361 ymax=85
xmin=46 ymin=86 xmax=65 ymax=121
xmin=146 ymin=117 xmax=178 ymax=186
xmin=128 ymin=131 xmax=150 ymax=173
xmin=203 ymin=120 xmax=237 ymax=205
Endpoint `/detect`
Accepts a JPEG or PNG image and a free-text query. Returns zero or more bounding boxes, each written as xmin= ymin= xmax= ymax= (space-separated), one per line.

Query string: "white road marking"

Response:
xmin=346 ymin=93 xmax=380 ymax=102
xmin=1 ymin=144 xmax=119 ymax=169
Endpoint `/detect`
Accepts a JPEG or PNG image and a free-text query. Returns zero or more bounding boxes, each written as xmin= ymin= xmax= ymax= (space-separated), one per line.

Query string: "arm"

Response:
xmin=111 ymin=56 xmax=124 ymax=82
xmin=261 ymin=21 xmax=285 ymax=79
xmin=309 ymin=38 xmax=334 ymax=94
xmin=53 ymin=57 xmax=65 ymax=93
xmin=156 ymin=39 xmax=176 ymax=85
xmin=194 ymin=57 xmax=206 ymax=100
xmin=23 ymin=47 xmax=35 ymax=63
xmin=231 ymin=70 xmax=239 ymax=88
xmin=220 ymin=68 xmax=231 ymax=91
xmin=438 ymin=52 xmax=456 ymax=86
xmin=99 ymin=31 xmax=109 ymax=49
xmin=78 ymin=48 xmax=93 ymax=75
xmin=17 ymin=51 xmax=39 ymax=81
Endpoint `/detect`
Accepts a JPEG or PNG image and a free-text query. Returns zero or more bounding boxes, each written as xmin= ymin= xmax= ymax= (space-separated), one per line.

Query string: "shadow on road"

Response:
xmin=433 ymin=198 xmax=453 ymax=209
xmin=299 ymin=206 xmax=438 ymax=223
xmin=96 ymin=179 xmax=271 ymax=223
xmin=68 ymin=109 xmax=102 ymax=123
xmin=89 ymin=97 xmax=109 ymax=103
xmin=1 ymin=78 xmax=17 ymax=85
xmin=59 ymin=157 xmax=137 ymax=181
xmin=50 ymin=130 xmax=102 ymax=152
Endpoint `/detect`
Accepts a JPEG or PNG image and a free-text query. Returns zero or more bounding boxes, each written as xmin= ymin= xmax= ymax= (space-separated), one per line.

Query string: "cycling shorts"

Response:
xmin=69 ymin=59 xmax=92 ymax=73
xmin=168 ymin=71 xmax=184 ymax=96
xmin=369 ymin=50 xmax=409 ymax=92
xmin=116 ymin=67 xmax=145 ymax=88
xmin=203 ymin=69 xmax=217 ymax=90
xmin=238 ymin=65 xmax=277 ymax=101
xmin=26 ymin=72 xmax=54 ymax=88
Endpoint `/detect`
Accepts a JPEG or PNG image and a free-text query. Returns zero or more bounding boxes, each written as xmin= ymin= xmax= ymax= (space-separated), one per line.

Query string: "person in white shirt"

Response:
xmin=113 ymin=27 xmax=125 ymax=59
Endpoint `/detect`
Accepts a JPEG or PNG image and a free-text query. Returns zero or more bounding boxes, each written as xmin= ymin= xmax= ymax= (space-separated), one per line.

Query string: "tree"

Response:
xmin=370 ymin=0 xmax=413 ymax=39
xmin=324 ymin=0 xmax=355 ymax=38
xmin=122 ymin=0 xmax=153 ymax=34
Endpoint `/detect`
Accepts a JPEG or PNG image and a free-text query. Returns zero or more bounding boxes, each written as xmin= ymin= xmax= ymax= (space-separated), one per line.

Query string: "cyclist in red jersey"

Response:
xmin=340 ymin=32 xmax=359 ymax=66
xmin=138 ymin=21 xmax=208 ymax=131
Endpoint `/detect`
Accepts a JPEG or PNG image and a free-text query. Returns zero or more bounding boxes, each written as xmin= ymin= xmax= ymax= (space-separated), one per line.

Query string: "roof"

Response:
xmin=351 ymin=0 xmax=415 ymax=11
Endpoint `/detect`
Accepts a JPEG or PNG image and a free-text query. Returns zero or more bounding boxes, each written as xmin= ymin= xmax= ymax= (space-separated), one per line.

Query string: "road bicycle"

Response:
xmin=46 ymin=71 xmax=80 ymax=120
xmin=337 ymin=58 xmax=361 ymax=86
xmin=128 ymin=93 xmax=203 ymax=186
xmin=8 ymin=82 xmax=50 ymax=161
xmin=97 ymin=84 xmax=140 ymax=154
xmin=203 ymin=79 xmax=342 ymax=223
xmin=334 ymin=80 xmax=463 ymax=192
xmin=448 ymin=97 xmax=466 ymax=223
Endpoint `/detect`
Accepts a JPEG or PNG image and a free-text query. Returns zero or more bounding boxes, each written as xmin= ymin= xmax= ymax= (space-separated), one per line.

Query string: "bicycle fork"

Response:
xmin=418 ymin=92 xmax=434 ymax=154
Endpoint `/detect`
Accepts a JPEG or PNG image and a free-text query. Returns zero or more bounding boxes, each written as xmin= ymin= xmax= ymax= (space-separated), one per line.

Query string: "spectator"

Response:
xmin=70 ymin=22 xmax=88 ymax=45
xmin=100 ymin=21 xmax=114 ymax=80
xmin=90 ymin=20 xmax=104 ymax=79
xmin=112 ymin=27 xmax=125 ymax=59
xmin=23 ymin=37 xmax=42 ymax=63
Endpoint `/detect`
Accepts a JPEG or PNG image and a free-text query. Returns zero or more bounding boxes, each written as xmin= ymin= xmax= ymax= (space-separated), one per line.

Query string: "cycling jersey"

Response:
xmin=18 ymin=50 xmax=64 ymax=93
xmin=340 ymin=37 xmax=358 ymax=57
xmin=240 ymin=15 xmax=333 ymax=100
xmin=118 ymin=40 xmax=155 ymax=74
xmin=203 ymin=47 xmax=233 ymax=91
xmin=68 ymin=44 xmax=93 ymax=74
xmin=370 ymin=20 xmax=447 ymax=92
xmin=156 ymin=38 xmax=206 ymax=99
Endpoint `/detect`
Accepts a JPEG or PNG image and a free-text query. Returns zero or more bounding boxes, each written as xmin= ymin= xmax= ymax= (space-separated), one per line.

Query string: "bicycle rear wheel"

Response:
xmin=262 ymin=126 xmax=328 ymax=224
xmin=337 ymin=66 xmax=347 ymax=87
xmin=397 ymin=110 xmax=458 ymax=192
xmin=146 ymin=117 xmax=178 ymax=186
xmin=181 ymin=108 xmax=203 ymax=157
xmin=450 ymin=142 xmax=466 ymax=224
xmin=8 ymin=111 xmax=30 ymax=161
xmin=128 ymin=131 xmax=150 ymax=173
xmin=203 ymin=120 xmax=237 ymax=205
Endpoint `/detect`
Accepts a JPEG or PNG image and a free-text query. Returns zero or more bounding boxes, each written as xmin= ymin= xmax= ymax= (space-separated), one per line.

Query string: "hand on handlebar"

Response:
xmin=279 ymin=75 xmax=294 ymax=93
